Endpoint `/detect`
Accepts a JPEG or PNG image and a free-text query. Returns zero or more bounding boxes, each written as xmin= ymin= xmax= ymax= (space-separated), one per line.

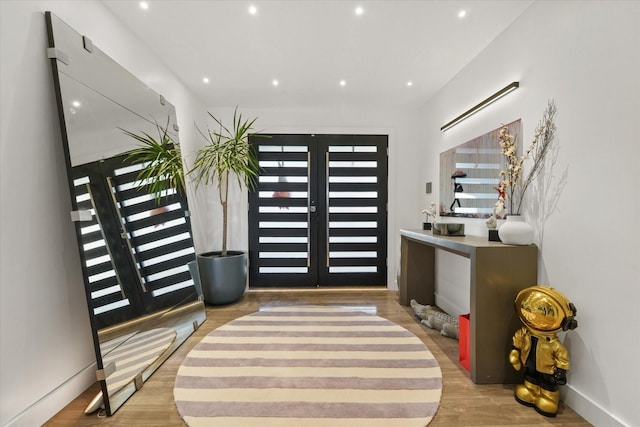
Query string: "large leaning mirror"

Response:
xmin=45 ymin=12 xmax=206 ymax=416
xmin=439 ymin=119 xmax=521 ymax=217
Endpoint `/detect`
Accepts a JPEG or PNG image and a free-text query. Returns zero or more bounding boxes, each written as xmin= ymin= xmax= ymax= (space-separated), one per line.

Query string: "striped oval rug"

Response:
xmin=104 ymin=327 xmax=176 ymax=395
xmin=174 ymin=305 xmax=441 ymax=427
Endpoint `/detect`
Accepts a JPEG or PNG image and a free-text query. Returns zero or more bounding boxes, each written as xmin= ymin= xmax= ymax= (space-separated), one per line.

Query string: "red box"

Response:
xmin=459 ymin=313 xmax=470 ymax=371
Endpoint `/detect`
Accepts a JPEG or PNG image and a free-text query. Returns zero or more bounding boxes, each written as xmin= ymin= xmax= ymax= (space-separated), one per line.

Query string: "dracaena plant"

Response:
xmin=121 ymin=119 xmax=186 ymax=204
xmin=189 ymin=107 xmax=268 ymax=256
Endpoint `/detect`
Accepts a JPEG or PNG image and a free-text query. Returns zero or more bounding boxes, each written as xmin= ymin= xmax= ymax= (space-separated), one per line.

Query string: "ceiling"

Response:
xmin=101 ymin=0 xmax=533 ymax=110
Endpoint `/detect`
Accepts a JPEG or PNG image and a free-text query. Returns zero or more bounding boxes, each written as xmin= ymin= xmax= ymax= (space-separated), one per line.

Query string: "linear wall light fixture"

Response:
xmin=440 ymin=81 xmax=519 ymax=132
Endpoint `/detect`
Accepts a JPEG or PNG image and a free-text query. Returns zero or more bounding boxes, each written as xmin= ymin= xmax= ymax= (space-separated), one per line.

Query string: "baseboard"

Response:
xmin=563 ymin=385 xmax=630 ymax=427
xmin=247 ymin=286 xmax=390 ymax=293
xmin=4 ymin=362 xmax=96 ymax=427
xmin=433 ymin=292 xmax=467 ymax=318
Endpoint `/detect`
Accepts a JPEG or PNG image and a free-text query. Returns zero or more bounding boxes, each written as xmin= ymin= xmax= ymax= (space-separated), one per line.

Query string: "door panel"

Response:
xmin=249 ymin=135 xmax=317 ymax=286
xmin=72 ymin=163 xmax=146 ymax=328
xmin=319 ymin=135 xmax=388 ymax=285
xmin=249 ymin=134 xmax=387 ymax=287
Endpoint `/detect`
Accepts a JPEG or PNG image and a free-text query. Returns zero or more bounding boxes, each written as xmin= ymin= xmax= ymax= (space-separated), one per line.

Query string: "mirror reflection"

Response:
xmin=439 ymin=119 xmax=521 ymax=217
xmin=45 ymin=12 xmax=205 ymax=415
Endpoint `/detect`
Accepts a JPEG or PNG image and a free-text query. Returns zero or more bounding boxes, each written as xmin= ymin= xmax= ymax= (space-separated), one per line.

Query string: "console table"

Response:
xmin=399 ymin=229 xmax=538 ymax=384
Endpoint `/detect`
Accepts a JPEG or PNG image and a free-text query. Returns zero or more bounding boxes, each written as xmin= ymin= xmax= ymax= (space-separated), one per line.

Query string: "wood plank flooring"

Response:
xmin=44 ymin=289 xmax=592 ymax=426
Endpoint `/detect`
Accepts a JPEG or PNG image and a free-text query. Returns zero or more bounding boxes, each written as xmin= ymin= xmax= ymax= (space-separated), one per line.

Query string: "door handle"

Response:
xmin=105 ymin=176 xmax=147 ymax=293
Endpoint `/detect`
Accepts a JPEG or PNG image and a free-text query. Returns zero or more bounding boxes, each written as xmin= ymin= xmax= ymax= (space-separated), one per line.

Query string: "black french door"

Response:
xmin=71 ymin=154 xmax=197 ymax=329
xmin=248 ymin=134 xmax=387 ymax=287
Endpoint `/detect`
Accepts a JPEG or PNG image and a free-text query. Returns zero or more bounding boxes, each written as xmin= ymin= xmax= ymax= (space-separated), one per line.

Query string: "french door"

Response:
xmin=71 ymin=154 xmax=197 ymax=328
xmin=248 ymin=134 xmax=387 ymax=287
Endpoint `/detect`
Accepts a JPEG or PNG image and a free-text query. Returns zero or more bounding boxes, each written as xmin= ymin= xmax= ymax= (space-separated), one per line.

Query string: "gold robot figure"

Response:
xmin=509 ymin=285 xmax=578 ymax=417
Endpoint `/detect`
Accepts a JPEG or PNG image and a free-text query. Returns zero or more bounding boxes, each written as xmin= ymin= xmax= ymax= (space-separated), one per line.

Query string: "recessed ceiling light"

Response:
xmin=71 ymin=100 xmax=81 ymax=108
xmin=272 ymin=79 xmax=279 ymax=86
xmin=355 ymin=6 xmax=364 ymax=16
xmin=407 ymin=81 xmax=413 ymax=87
xmin=203 ymin=77 xmax=210 ymax=84
xmin=340 ymin=80 xmax=346 ymax=87
xmin=139 ymin=1 xmax=149 ymax=10
xmin=458 ymin=10 xmax=467 ymax=18
xmin=249 ymin=5 xmax=257 ymax=15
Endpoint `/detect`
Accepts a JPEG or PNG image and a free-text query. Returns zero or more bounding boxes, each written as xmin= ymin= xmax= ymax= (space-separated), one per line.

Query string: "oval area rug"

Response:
xmin=174 ymin=305 xmax=442 ymax=427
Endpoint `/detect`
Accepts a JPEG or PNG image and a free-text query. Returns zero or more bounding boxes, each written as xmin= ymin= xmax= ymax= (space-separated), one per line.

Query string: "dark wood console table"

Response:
xmin=399 ymin=229 xmax=538 ymax=384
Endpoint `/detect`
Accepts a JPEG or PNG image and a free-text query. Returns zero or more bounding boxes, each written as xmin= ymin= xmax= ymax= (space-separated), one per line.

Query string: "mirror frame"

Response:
xmin=45 ymin=11 xmax=205 ymax=415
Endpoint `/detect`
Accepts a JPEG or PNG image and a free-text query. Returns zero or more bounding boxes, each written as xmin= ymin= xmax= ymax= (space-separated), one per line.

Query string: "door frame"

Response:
xmin=248 ymin=134 xmax=388 ymax=288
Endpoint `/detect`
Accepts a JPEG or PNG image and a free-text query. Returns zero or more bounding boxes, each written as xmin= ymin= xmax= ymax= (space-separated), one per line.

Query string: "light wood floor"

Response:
xmin=45 ymin=289 xmax=592 ymax=426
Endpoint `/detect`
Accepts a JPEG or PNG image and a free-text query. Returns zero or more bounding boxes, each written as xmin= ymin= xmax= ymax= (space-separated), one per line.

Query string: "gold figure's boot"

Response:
xmin=534 ymin=388 xmax=560 ymax=417
xmin=514 ymin=380 xmax=540 ymax=407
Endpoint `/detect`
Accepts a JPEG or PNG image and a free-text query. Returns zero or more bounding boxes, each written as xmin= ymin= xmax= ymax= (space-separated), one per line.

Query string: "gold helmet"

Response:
xmin=515 ymin=285 xmax=578 ymax=333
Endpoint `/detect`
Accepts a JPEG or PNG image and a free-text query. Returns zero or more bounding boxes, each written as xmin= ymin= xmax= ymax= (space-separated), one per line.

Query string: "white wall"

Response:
xmin=0 ymin=1 xmax=206 ymax=425
xmin=422 ymin=2 xmax=640 ymax=426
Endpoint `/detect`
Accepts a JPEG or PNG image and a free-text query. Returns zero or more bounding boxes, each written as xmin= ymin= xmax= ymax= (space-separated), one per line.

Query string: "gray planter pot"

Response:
xmin=187 ymin=260 xmax=203 ymax=300
xmin=197 ymin=251 xmax=247 ymax=305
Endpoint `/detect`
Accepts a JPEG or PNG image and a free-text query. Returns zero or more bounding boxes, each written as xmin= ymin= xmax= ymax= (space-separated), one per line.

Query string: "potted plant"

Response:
xmin=120 ymin=120 xmax=202 ymax=297
xmin=189 ymin=107 xmax=266 ymax=305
